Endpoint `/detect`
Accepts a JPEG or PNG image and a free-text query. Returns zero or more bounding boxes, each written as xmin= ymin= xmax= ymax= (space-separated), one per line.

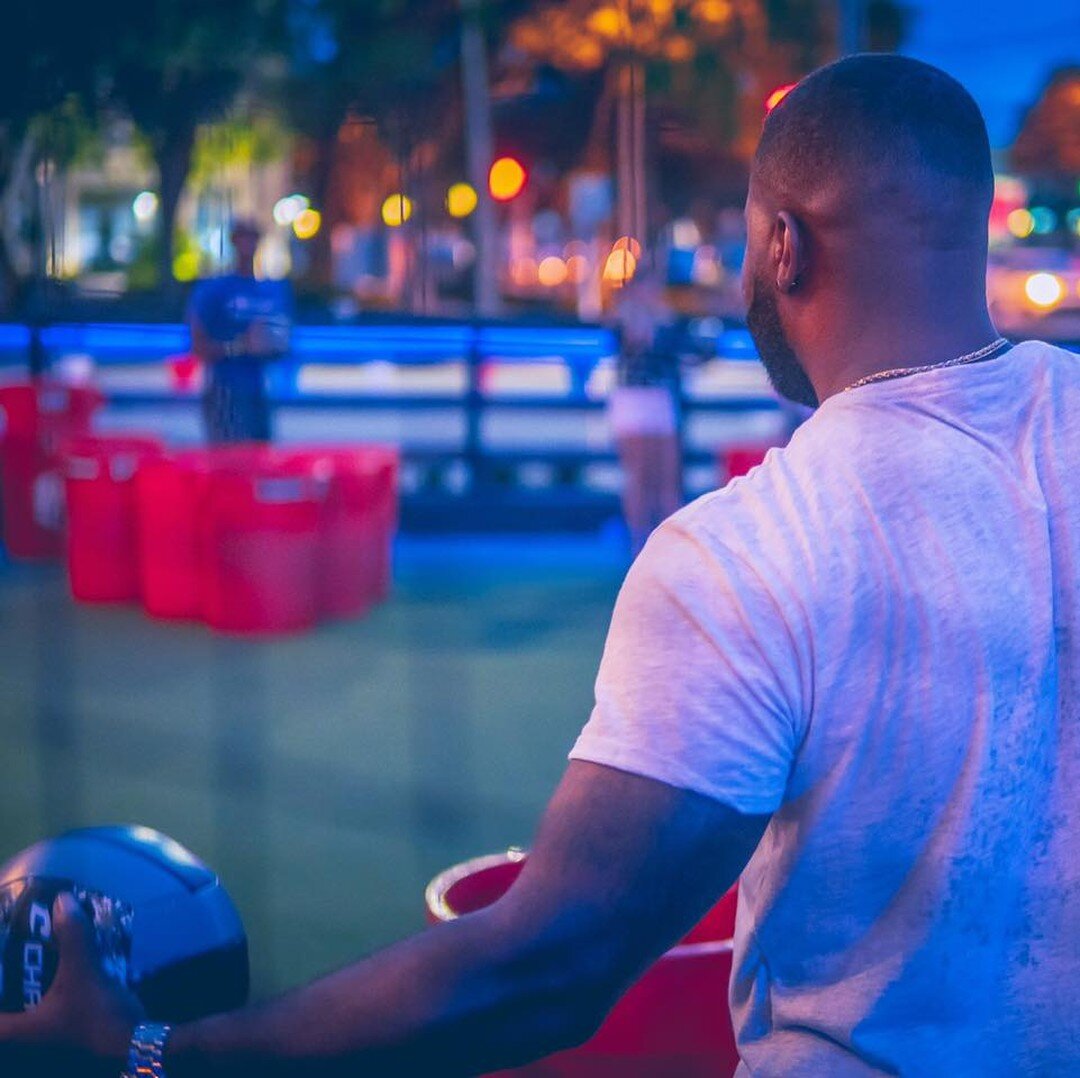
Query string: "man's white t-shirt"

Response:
xmin=571 ymin=340 xmax=1080 ymax=1075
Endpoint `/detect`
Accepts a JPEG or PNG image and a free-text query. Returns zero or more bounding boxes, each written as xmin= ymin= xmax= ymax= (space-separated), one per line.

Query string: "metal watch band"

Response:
xmin=123 ymin=1021 xmax=173 ymax=1078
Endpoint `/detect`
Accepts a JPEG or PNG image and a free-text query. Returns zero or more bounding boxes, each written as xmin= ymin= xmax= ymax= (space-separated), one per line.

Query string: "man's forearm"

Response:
xmin=163 ymin=908 xmax=602 ymax=1077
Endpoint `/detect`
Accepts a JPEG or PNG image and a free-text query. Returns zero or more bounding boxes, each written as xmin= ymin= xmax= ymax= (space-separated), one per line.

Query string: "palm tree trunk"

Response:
xmin=154 ymin=124 xmax=197 ymax=296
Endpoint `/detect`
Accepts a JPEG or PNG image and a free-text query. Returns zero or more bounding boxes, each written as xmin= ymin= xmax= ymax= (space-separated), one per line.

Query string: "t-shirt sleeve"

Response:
xmin=570 ymin=518 xmax=805 ymax=814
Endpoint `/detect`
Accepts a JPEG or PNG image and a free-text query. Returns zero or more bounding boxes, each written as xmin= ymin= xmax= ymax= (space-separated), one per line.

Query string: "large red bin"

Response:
xmin=289 ymin=446 xmax=399 ymax=619
xmin=63 ymin=434 xmax=164 ymax=602
xmin=200 ymin=456 xmax=326 ymax=635
xmin=425 ymin=852 xmax=740 ymax=1078
xmin=135 ymin=451 xmax=213 ymax=620
xmin=0 ymin=382 xmax=103 ymax=559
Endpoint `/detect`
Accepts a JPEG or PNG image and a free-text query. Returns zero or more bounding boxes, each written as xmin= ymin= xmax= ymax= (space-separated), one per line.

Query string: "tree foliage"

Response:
xmin=1011 ymin=67 xmax=1080 ymax=179
xmin=88 ymin=0 xmax=285 ymax=289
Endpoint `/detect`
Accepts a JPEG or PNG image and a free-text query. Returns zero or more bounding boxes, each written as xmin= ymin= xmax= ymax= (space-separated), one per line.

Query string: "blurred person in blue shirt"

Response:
xmin=187 ymin=219 xmax=292 ymax=443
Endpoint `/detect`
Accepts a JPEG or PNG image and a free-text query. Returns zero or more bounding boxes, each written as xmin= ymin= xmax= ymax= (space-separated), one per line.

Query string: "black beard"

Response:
xmin=746 ymin=276 xmax=819 ymax=408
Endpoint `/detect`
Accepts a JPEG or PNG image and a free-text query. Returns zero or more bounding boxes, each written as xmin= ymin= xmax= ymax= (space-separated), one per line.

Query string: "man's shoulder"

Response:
xmin=662 ymin=451 xmax=802 ymax=562
xmin=660 ymin=414 xmax=866 ymax=574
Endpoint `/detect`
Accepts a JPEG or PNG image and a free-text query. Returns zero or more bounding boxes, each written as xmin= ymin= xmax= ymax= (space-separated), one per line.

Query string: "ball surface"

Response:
xmin=0 ymin=825 xmax=248 ymax=1021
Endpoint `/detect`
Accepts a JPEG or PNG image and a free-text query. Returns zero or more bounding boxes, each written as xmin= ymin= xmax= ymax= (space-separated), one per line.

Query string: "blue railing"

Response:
xmin=0 ymin=318 xmax=783 ymax=527
xmin=0 ymin=321 xmax=618 ymax=362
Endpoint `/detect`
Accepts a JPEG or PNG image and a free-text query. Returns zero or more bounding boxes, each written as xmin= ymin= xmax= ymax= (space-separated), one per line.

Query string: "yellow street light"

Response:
xmin=446 ymin=183 xmax=478 ymax=218
xmin=382 ymin=195 xmax=413 ymax=228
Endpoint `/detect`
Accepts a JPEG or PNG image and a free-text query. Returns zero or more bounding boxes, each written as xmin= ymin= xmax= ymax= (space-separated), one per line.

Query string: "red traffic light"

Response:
xmin=489 ymin=157 xmax=527 ymax=202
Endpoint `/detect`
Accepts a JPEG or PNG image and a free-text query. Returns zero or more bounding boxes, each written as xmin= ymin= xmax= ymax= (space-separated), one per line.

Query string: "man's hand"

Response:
xmin=0 ymin=893 xmax=143 ymax=1077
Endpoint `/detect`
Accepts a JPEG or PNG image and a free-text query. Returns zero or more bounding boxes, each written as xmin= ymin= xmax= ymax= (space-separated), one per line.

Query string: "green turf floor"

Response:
xmin=0 ymin=536 xmax=627 ymax=998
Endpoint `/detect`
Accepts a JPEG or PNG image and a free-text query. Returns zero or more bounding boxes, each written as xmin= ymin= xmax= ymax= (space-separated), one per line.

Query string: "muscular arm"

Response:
xmin=165 ymin=761 xmax=768 ymax=1076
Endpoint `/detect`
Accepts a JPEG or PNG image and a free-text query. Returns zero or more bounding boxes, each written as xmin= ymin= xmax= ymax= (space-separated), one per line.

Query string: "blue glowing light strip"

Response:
xmin=4 ymin=321 xmax=758 ymax=364
xmin=0 ymin=325 xmax=31 ymax=350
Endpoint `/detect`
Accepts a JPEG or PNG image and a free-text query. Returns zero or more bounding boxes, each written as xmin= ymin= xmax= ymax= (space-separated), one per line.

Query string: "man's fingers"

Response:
xmin=51 ymin=893 xmax=106 ymax=987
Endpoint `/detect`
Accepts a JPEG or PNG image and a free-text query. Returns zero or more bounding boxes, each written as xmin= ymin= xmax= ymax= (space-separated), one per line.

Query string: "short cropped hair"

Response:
xmin=755 ymin=55 xmax=993 ymax=242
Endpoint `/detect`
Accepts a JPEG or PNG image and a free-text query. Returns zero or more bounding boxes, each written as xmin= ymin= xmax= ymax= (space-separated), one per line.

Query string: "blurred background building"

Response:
xmin=0 ymin=0 xmax=1076 ymax=332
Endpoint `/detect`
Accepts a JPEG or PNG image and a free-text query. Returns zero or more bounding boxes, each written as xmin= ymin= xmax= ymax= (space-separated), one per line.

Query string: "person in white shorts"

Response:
xmin=5 ymin=54 xmax=1078 ymax=1078
xmin=608 ymin=270 xmax=682 ymax=555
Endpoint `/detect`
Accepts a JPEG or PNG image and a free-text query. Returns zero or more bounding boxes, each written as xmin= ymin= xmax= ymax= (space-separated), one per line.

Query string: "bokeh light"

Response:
xmin=1006 ymin=208 xmax=1035 ymax=239
xmin=671 ymin=218 xmax=701 ymax=250
xmin=292 ymin=208 xmax=322 ymax=240
xmin=489 ymin=157 xmax=527 ymax=202
xmin=1029 ymin=207 xmax=1056 ymax=235
xmin=381 ymin=195 xmax=413 ymax=228
xmin=587 ymin=6 xmax=624 ymax=39
xmin=537 ymin=256 xmax=568 ymax=287
xmin=273 ymin=194 xmax=309 ymax=227
xmin=613 ymin=235 xmax=642 ymax=259
xmin=132 ymin=191 xmax=158 ymax=222
xmin=1024 ymin=272 xmax=1065 ymax=309
xmin=172 ymin=250 xmax=200 ymax=282
xmin=446 ymin=183 xmax=478 ymax=219
xmin=603 ymin=248 xmax=637 ymax=284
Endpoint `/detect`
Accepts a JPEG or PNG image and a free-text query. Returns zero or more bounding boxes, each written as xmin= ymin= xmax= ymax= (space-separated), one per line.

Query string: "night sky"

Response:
xmin=901 ymin=0 xmax=1080 ymax=148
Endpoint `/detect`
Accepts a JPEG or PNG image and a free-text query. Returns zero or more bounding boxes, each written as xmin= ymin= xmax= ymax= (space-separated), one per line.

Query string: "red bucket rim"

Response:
xmin=425 ymin=850 xmax=734 ymax=959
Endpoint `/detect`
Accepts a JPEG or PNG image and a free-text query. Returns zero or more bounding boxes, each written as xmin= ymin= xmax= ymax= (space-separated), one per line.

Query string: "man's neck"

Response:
xmin=809 ymin=306 xmax=1000 ymax=402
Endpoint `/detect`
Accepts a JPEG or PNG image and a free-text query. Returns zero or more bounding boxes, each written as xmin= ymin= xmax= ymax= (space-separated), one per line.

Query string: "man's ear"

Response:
xmin=774 ymin=211 xmax=806 ymax=294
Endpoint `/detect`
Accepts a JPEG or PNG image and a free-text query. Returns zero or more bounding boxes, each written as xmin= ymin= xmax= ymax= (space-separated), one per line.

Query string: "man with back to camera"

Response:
xmin=2 ymin=54 xmax=1078 ymax=1076
xmin=187 ymin=218 xmax=292 ymax=443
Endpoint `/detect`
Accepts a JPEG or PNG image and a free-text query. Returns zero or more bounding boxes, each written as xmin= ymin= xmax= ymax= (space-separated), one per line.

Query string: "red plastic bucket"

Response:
xmin=425 ymin=852 xmax=740 ymax=1078
xmin=200 ymin=458 xmax=326 ymax=635
xmin=287 ymin=446 xmax=399 ymax=619
xmin=135 ymin=451 xmax=213 ymax=620
xmin=0 ymin=382 xmax=103 ymax=559
xmin=63 ymin=435 xmax=165 ymax=602
xmin=0 ymin=438 xmax=66 ymax=559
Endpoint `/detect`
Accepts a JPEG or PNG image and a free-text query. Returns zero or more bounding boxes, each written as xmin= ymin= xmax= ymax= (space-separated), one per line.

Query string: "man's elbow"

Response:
xmin=501 ymin=935 xmax=627 ymax=1057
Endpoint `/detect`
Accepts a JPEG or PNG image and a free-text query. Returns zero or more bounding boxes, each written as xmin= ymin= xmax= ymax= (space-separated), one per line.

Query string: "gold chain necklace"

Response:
xmin=843 ymin=336 xmax=1011 ymax=393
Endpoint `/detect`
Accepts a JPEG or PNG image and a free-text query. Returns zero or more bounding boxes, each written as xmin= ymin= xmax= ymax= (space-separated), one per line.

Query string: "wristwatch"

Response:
xmin=123 ymin=1021 xmax=172 ymax=1077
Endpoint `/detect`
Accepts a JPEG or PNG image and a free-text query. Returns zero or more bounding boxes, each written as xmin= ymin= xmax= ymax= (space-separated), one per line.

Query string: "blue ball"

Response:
xmin=0 ymin=826 xmax=248 ymax=1021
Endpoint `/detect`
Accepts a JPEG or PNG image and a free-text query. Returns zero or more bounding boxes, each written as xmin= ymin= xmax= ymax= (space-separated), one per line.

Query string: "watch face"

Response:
xmin=0 ymin=877 xmax=133 ymax=1012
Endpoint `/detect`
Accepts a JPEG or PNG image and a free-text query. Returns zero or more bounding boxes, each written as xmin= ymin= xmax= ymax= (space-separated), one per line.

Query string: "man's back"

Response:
xmin=720 ymin=340 xmax=1080 ymax=1073
xmin=574 ymin=341 xmax=1080 ymax=1074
